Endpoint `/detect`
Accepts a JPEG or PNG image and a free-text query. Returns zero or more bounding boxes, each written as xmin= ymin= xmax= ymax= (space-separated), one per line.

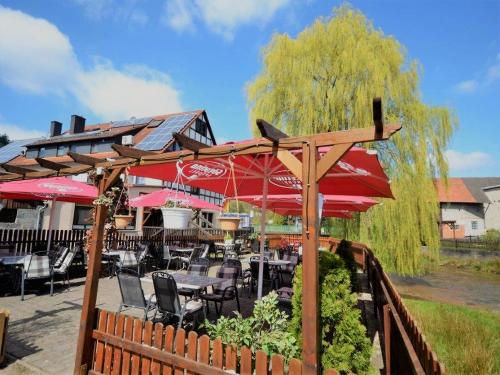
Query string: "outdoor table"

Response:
xmin=141 ymin=272 xmax=225 ymax=299
xmin=0 ymin=255 xmax=27 ymax=299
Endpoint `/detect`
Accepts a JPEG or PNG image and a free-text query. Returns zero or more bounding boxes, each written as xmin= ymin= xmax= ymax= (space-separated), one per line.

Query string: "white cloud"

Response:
xmin=163 ymin=0 xmax=195 ymax=32
xmin=163 ymin=0 xmax=290 ymax=40
xmin=0 ymin=6 xmax=80 ymax=94
xmin=0 ymin=5 xmax=182 ymax=121
xmin=454 ymin=80 xmax=478 ymax=94
xmin=445 ymin=150 xmax=493 ymax=172
xmin=0 ymin=123 xmax=46 ymax=140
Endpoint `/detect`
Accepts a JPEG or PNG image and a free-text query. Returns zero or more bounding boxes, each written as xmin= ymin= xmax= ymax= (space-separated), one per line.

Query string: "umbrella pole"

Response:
xmin=46 ymin=198 xmax=57 ymax=252
xmin=257 ymin=175 xmax=268 ymax=300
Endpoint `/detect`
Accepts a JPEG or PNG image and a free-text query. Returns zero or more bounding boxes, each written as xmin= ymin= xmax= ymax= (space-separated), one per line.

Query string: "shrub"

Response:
xmin=289 ymin=251 xmax=372 ymax=374
xmin=204 ymin=292 xmax=299 ymax=361
xmin=336 ymin=239 xmax=358 ymax=288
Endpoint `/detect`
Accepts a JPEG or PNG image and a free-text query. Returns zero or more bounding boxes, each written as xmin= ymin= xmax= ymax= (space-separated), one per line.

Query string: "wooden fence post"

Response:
xmin=383 ymin=304 xmax=392 ymax=375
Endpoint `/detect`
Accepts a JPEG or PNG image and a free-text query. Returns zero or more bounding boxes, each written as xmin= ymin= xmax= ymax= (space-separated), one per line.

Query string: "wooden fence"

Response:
xmin=90 ymin=309 xmax=339 ymax=375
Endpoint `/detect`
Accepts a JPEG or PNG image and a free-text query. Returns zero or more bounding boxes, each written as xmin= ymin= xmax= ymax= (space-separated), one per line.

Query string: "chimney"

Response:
xmin=70 ymin=115 xmax=86 ymax=134
xmin=50 ymin=121 xmax=62 ymax=137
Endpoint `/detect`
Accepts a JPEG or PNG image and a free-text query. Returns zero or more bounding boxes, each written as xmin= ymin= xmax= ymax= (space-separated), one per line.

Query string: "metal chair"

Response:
xmin=178 ymin=259 xmax=210 ymax=298
xmin=50 ymin=245 xmax=78 ymax=296
xmin=249 ymin=256 xmax=279 ymax=295
xmin=201 ymin=265 xmax=240 ymax=317
xmin=21 ymin=252 xmax=51 ymax=300
xmin=199 ymin=243 xmax=210 ymax=260
xmin=162 ymin=245 xmax=179 ymax=270
xmin=136 ymin=243 xmax=151 ymax=275
xmin=151 ymin=271 xmax=203 ymax=329
xmin=116 ymin=269 xmax=156 ymax=320
xmin=114 ymin=250 xmax=139 ymax=274
xmin=179 ymin=246 xmax=203 ymax=270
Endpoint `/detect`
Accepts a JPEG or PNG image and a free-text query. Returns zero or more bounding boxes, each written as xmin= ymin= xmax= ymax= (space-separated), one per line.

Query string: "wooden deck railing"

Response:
xmin=90 ymin=309 xmax=339 ymax=375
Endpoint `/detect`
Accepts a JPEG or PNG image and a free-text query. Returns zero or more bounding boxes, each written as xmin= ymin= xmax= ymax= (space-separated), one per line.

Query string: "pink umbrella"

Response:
xmin=129 ymin=188 xmax=221 ymax=211
xmin=0 ymin=177 xmax=97 ymax=251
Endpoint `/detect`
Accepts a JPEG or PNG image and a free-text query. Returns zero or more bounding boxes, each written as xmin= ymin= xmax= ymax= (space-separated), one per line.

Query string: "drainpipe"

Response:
xmin=36 ymin=202 xmax=48 ymax=230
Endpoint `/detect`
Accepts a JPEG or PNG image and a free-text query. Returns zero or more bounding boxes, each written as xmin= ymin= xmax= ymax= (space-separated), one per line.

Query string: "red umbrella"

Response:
xmin=129 ymin=188 xmax=221 ymax=211
xmin=130 ymin=141 xmax=391 ymax=298
xmin=0 ymin=177 xmax=97 ymax=251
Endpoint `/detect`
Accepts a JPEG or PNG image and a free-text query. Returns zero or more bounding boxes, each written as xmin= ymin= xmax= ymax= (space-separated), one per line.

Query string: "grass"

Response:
xmin=439 ymin=256 xmax=500 ymax=274
xmin=405 ymin=299 xmax=500 ymax=375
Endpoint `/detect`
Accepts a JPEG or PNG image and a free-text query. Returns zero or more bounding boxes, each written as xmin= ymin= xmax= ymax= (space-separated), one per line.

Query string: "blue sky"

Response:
xmin=0 ymin=0 xmax=498 ymax=177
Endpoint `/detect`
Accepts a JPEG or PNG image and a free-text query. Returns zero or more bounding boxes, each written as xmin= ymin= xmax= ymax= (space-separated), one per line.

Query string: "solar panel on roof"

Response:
xmin=135 ymin=113 xmax=198 ymax=151
xmin=111 ymin=116 xmax=153 ymax=127
xmin=0 ymin=138 xmax=42 ymax=164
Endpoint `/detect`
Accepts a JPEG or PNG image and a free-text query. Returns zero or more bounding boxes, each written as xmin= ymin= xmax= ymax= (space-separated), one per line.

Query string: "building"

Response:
xmin=436 ymin=177 xmax=500 ymax=238
xmin=0 ymin=111 xmax=223 ymax=232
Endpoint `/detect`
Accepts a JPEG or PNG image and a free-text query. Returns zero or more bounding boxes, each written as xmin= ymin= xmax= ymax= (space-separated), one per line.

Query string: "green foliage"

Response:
xmin=246 ymin=4 xmax=456 ymax=275
xmin=485 ymin=229 xmax=500 ymax=241
xmin=204 ymin=292 xmax=299 ymax=361
xmin=290 ymin=251 xmax=372 ymax=374
xmin=405 ymin=298 xmax=500 ymax=375
xmin=336 ymin=240 xmax=358 ymax=287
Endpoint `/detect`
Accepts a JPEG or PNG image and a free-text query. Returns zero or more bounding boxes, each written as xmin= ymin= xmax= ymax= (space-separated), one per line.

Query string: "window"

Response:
xmin=195 ymin=118 xmax=207 ymax=137
xmin=471 ymin=221 xmax=478 ymax=230
xmin=57 ymin=145 xmax=69 ymax=156
xmin=70 ymin=142 xmax=91 ymax=154
xmin=73 ymin=206 xmax=93 ymax=229
xmin=25 ymin=148 xmax=38 ymax=159
xmin=91 ymin=140 xmax=112 ymax=153
xmin=39 ymin=146 xmax=57 ymax=157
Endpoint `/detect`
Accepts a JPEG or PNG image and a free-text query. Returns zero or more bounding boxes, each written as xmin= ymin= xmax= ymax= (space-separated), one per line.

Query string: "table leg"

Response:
xmin=20 ymin=266 xmax=25 ymax=301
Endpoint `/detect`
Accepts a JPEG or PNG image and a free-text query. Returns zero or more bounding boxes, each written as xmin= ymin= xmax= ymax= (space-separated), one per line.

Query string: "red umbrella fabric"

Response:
xmin=234 ymin=194 xmax=377 ymax=214
xmin=0 ymin=176 xmax=97 ymax=204
xmin=130 ymin=142 xmax=392 ymax=198
xmin=129 ymin=188 xmax=221 ymax=211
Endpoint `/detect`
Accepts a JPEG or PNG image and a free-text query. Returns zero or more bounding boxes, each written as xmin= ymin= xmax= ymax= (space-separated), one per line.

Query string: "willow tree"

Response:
xmin=246 ymin=5 xmax=456 ymax=274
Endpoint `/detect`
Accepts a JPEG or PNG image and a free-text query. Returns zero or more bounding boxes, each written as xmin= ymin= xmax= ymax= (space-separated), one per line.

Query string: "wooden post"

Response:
xmin=301 ymin=140 xmax=320 ymax=374
xmin=383 ymin=304 xmax=392 ymax=375
xmin=74 ymin=169 xmax=122 ymax=374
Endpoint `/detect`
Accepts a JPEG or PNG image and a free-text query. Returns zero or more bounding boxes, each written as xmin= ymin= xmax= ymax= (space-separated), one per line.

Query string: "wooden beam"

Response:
xmin=35 ymin=157 xmax=71 ymax=171
xmin=173 ymin=132 xmax=206 ymax=153
xmin=277 ymin=150 xmax=302 ymax=181
xmin=373 ymin=97 xmax=384 ymax=138
xmin=74 ymin=166 xmax=125 ymax=374
xmin=68 ymin=152 xmax=105 ymax=167
xmin=103 ymin=168 xmax=123 ymax=191
xmin=316 ymin=143 xmax=353 ymax=182
xmin=301 ymin=140 xmax=320 ymax=374
xmin=1 ymin=164 xmax=40 ymax=175
xmin=256 ymin=119 xmax=289 ymax=143
xmin=111 ymin=144 xmax=156 ymax=159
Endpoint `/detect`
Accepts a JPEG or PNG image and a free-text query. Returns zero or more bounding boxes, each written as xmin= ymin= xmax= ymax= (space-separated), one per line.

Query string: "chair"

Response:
xmin=249 ymin=256 xmax=279 ymax=295
xmin=279 ymin=251 xmax=300 ymax=280
xmin=179 ymin=246 xmax=203 ymax=270
xmin=116 ymin=250 xmax=139 ymax=273
xmin=116 ymin=269 xmax=156 ymax=320
xmin=199 ymin=244 xmax=210 ymax=260
xmin=201 ymin=265 xmax=240 ymax=317
xmin=136 ymin=243 xmax=151 ymax=275
xmin=223 ymin=259 xmax=250 ymax=296
xmin=151 ymin=271 xmax=203 ymax=329
xmin=50 ymin=245 xmax=78 ymax=296
xmin=223 ymin=251 xmax=239 ymax=262
xmin=22 ymin=252 xmax=51 ymax=300
xmin=162 ymin=245 xmax=180 ymax=270
xmin=178 ymin=259 xmax=210 ymax=298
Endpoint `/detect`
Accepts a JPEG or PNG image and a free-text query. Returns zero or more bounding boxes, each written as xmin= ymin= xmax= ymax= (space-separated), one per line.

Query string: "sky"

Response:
xmin=0 ymin=0 xmax=498 ymax=177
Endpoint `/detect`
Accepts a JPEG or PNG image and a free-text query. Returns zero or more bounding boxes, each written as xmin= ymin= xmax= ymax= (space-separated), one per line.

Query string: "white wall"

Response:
xmin=441 ymin=203 xmax=485 ymax=236
xmin=484 ymin=188 xmax=500 ymax=231
xmin=42 ymin=201 xmax=75 ymax=230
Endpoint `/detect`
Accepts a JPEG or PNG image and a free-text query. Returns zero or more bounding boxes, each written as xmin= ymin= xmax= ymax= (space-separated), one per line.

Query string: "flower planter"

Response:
xmin=114 ymin=214 xmax=134 ymax=229
xmin=161 ymin=207 xmax=192 ymax=229
xmin=218 ymin=217 xmax=240 ymax=231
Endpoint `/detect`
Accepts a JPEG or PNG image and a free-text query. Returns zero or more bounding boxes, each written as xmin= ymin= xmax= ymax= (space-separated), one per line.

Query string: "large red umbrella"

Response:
xmin=130 ymin=142 xmax=391 ymax=298
xmin=129 ymin=188 xmax=221 ymax=211
xmin=0 ymin=177 xmax=97 ymax=251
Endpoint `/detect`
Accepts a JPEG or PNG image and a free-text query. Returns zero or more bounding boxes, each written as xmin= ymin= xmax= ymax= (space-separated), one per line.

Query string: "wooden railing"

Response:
xmin=90 ymin=309 xmax=339 ymax=375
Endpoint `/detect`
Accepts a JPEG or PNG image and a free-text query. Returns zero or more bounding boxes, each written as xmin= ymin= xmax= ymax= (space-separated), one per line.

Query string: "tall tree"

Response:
xmin=247 ymin=5 xmax=456 ymax=274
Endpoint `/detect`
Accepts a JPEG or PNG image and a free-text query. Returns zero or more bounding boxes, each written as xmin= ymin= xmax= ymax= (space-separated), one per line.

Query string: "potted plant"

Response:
xmin=224 ymin=231 xmax=234 ymax=245
xmin=160 ymin=200 xmax=192 ymax=229
xmin=218 ymin=212 xmax=241 ymax=231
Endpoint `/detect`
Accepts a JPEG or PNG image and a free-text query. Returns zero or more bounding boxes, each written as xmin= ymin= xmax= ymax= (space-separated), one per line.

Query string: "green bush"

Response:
xmin=289 ymin=251 xmax=372 ymax=374
xmin=204 ymin=292 xmax=299 ymax=361
xmin=336 ymin=239 xmax=358 ymax=288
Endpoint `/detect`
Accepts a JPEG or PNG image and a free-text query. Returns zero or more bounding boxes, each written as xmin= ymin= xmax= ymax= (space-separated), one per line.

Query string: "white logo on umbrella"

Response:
xmin=337 ymin=161 xmax=370 ymax=176
xmin=180 ymin=161 xmax=227 ymax=179
xmin=269 ymin=171 xmax=302 ymax=190
xmin=39 ymin=182 xmax=84 ymax=193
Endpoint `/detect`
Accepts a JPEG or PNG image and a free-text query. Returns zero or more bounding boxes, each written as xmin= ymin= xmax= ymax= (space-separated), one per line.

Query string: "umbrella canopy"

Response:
xmin=129 ymin=188 xmax=221 ymax=211
xmin=234 ymin=194 xmax=377 ymax=214
xmin=0 ymin=176 xmax=97 ymax=204
xmin=130 ymin=143 xmax=393 ymax=198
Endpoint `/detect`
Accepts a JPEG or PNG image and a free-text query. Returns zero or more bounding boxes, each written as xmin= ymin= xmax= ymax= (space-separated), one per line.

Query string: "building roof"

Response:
xmin=435 ymin=177 xmax=500 ymax=204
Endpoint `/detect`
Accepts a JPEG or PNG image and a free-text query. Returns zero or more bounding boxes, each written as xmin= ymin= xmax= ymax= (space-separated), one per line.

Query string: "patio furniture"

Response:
xmin=151 ymin=271 xmax=203 ymax=329
xmin=200 ymin=265 xmax=241 ymax=317
xmin=136 ymin=243 xmax=151 ymax=275
xmin=249 ymin=256 xmax=279 ymax=295
xmin=223 ymin=250 xmax=239 ymax=262
xmin=116 ymin=250 xmax=139 ymax=274
xmin=277 ymin=287 xmax=294 ymax=306
xmin=50 ymin=245 xmax=79 ymax=295
xmin=22 ymin=252 xmax=51 ymax=300
xmin=199 ymin=243 xmax=210 ymax=260
xmin=178 ymin=259 xmax=210 ymax=298
xmin=117 ymin=269 xmax=156 ymax=320
xmin=179 ymin=246 xmax=203 ymax=270
xmin=162 ymin=245 xmax=180 ymax=270
xmin=223 ymin=259 xmax=250 ymax=296
xmin=278 ymin=251 xmax=300 ymax=282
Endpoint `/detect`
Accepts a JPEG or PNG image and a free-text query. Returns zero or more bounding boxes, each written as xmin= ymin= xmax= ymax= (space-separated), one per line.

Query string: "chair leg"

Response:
xmin=235 ymin=293 xmax=241 ymax=313
xmin=50 ymin=273 xmax=54 ymax=296
xmin=66 ymin=271 xmax=71 ymax=291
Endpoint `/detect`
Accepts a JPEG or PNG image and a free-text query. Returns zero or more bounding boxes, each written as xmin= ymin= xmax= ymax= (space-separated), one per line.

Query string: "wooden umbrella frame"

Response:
xmin=0 ymin=99 xmax=400 ymax=374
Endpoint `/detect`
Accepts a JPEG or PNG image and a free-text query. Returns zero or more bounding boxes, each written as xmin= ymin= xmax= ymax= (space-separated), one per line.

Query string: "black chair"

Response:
xmin=179 ymin=246 xmax=203 ymax=270
xmin=249 ymin=256 xmax=279 ymax=295
xmin=136 ymin=243 xmax=151 ymax=275
xmin=50 ymin=245 xmax=79 ymax=296
xmin=151 ymin=271 xmax=203 ymax=329
xmin=223 ymin=250 xmax=239 ymax=262
xmin=116 ymin=269 xmax=156 ymax=320
xmin=279 ymin=251 xmax=300 ymax=282
xmin=201 ymin=265 xmax=240 ymax=317
xmin=178 ymin=259 xmax=210 ymax=298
